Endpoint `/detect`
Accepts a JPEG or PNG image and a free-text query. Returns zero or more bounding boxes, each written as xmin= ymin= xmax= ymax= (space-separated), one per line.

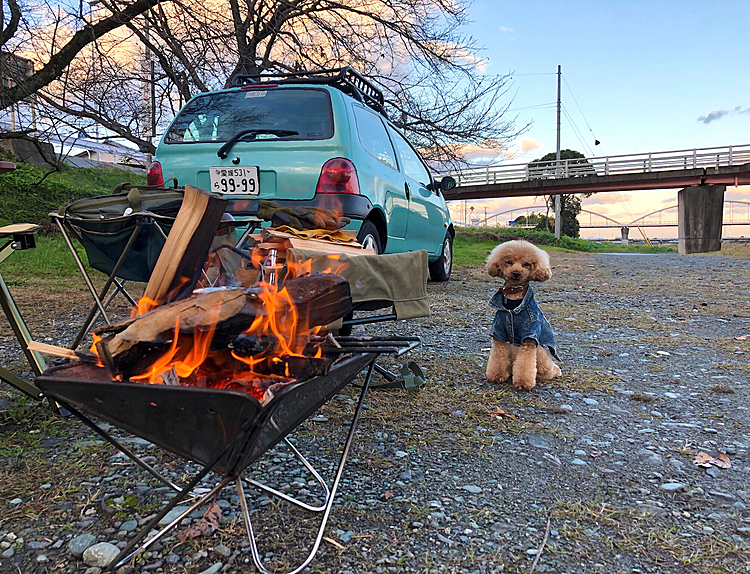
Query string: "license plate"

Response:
xmin=210 ymin=166 xmax=259 ymax=195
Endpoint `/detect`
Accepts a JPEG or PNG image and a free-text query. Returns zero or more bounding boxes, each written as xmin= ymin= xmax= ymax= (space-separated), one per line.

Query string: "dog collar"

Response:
xmin=501 ymin=285 xmax=525 ymax=295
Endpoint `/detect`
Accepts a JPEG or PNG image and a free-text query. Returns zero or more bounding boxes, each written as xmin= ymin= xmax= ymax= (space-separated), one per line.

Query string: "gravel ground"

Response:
xmin=2 ymin=247 xmax=750 ymax=574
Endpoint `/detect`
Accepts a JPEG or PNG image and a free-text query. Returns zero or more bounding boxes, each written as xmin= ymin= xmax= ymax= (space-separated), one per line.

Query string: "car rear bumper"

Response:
xmin=227 ymin=193 xmax=373 ymax=221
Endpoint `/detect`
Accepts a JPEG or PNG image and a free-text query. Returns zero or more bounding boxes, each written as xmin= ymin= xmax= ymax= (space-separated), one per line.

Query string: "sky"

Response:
xmin=449 ymin=0 xmax=750 ymax=239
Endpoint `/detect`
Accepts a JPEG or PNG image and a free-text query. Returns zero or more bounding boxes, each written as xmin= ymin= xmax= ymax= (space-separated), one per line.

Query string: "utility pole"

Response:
xmin=554 ymin=64 xmax=562 ymax=239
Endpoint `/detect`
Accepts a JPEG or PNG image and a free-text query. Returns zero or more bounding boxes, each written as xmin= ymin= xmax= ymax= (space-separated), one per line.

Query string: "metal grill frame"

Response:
xmin=35 ymin=336 xmax=420 ymax=573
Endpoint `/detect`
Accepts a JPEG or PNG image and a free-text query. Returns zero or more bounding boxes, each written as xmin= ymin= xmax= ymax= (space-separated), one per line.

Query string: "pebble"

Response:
xmin=659 ymin=483 xmax=687 ymax=492
xmin=462 ymin=485 xmax=482 ymax=494
xmin=119 ymin=520 xmax=138 ymax=532
xmin=158 ymin=507 xmax=191 ymax=526
xmin=69 ymin=533 xmax=98 ymax=557
xmin=198 ymin=562 xmax=223 ymax=574
xmin=9 ymin=498 xmax=22 ymax=505
xmin=82 ymin=542 xmax=120 ymax=568
xmin=571 ymin=458 xmax=587 ymax=466
xmin=582 ymin=398 xmax=599 ymax=406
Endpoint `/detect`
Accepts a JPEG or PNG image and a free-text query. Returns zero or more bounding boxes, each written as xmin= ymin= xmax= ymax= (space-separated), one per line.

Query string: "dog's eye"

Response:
xmin=523 ymin=262 xmax=531 ymax=268
xmin=506 ymin=260 xmax=513 ymax=265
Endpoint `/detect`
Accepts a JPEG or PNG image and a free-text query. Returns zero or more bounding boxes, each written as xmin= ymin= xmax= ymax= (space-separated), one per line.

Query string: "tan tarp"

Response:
xmin=286 ymin=248 xmax=431 ymax=320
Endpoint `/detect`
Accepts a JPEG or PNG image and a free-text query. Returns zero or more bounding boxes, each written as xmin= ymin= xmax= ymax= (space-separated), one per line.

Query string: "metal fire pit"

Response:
xmin=35 ymin=336 xmax=420 ymax=573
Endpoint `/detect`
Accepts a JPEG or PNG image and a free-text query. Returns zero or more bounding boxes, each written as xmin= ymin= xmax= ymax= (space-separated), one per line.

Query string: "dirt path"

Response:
xmin=1 ymin=249 xmax=749 ymax=573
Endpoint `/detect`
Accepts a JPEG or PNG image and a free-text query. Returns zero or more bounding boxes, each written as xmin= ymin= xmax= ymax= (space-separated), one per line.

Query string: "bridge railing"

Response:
xmin=441 ymin=144 xmax=750 ymax=187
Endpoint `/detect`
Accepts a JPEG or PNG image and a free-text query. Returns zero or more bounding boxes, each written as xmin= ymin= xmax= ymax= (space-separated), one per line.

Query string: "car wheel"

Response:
xmin=429 ymin=232 xmax=452 ymax=281
xmin=357 ymin=220 xmax=382 ymax=254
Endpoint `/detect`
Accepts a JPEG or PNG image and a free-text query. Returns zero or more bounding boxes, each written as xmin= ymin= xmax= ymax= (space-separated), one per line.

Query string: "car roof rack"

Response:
xmin=230 ymin=67 xmax=388 ymax=117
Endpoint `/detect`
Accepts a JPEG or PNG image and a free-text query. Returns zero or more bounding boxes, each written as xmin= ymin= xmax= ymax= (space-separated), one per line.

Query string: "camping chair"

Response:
xmin=49 ymin=183 xmax=185 ymax=349
xmin=286 ymin=248 xmax=430 ymax=391
xmin=0 ymin=223 xmax=71 ymax=414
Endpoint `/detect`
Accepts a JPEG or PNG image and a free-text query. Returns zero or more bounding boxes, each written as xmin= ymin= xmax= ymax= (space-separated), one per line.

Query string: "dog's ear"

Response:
xmin=487 ymin=259 xmax=502 ymax=277
xmin=486 ymin=244 xmax=505 ymax=277
xmin=531 ymin=247 xmax=552 ymax=281
xmin=532 ymin=264 xmax=552 ymax=282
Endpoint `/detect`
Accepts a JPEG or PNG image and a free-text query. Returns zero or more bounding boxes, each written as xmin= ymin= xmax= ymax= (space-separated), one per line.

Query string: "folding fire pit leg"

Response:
xmin=243 ymin=435 xmax=330 ymax=512
xmin=236 ymin=358 xmax=378 ymax=574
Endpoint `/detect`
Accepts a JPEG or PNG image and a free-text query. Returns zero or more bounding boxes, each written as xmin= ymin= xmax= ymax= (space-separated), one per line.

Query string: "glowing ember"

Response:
xmin=90 ymin=251 xmax=348 ymax=403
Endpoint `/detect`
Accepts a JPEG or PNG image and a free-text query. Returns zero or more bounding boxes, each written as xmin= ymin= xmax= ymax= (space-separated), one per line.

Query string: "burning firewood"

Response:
xmin=93 ymin=273 xmax=351 ymax=380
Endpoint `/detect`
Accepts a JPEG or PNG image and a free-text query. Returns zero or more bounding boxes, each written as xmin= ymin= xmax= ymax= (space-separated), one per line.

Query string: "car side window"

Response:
xmin=352 ymin=105 xmax=397 ymax=170
xmin=388 ymin=127 xmax=430 ymax=186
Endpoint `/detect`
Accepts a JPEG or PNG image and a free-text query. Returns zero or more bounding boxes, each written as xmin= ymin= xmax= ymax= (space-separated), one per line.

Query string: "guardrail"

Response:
xmin=441 ymin=144 xmax=750 ymax=187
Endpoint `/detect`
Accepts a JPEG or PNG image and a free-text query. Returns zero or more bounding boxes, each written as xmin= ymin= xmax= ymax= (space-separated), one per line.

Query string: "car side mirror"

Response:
xmin=440 ymin=176 xmax=456 ymax=192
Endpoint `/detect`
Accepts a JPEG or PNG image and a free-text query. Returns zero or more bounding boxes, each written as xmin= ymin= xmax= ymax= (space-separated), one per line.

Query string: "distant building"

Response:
xmin=66 ymin=138 xmax=148 ymax=169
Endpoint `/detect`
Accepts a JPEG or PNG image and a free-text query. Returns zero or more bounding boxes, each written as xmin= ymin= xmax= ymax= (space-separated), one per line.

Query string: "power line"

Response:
xmin=561 ymin=103 xmax=594 ymax=157
xmin=561 ymin=73 xmax=602 ymax=152
xmin=505 ymin=102 xmax=557 ymax=113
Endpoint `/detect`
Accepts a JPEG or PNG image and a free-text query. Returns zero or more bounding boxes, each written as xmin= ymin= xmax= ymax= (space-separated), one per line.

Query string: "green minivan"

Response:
xmin=148 ymin=68 xmax=455 ymax=280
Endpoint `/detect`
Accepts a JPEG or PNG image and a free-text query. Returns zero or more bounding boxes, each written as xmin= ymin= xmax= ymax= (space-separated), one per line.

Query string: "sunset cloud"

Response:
xmin=520 ymin=137 xmax=542 ymax=152
xmin=697 ymin=107 xmax=750 ymax=124
xmin=583 ymin=193 xmax=633 ymax=206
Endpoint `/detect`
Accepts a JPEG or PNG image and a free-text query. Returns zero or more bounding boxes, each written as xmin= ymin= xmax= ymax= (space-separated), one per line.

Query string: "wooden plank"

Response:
xmin=143 ymin=185 xmax=227 ymax=304
xmin=286 ymin=237 xmax=375 ymax=256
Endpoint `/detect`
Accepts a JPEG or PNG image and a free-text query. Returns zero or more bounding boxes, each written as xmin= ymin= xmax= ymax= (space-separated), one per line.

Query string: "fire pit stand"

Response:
xmin=35 ymin=336 xmax=420 ymax=573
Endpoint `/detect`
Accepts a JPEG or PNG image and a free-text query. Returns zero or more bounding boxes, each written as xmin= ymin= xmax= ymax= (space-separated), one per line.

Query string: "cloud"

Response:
xmin=697 ymin=106 xmax=750 ymax=124
xmin=499 ymin=26 xmax=513 ymax=33
xmin=583 ymin=193 xmax=633 ymax=206
xmin=520 ymin=137 xmax=542 ymax=152
xmin=697 ymin=110 xmax=729 ymax=124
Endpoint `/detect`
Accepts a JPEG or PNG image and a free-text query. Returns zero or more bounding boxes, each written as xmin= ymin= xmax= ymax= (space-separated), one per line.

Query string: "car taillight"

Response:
xmin=147 ymin=161 xmax=164 ymax=186
xmin=316 ymin=158 xmax=360 ymax=195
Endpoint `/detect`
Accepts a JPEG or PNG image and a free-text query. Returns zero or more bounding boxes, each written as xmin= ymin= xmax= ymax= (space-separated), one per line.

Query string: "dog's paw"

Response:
xmin=486 ymin=362 xmax=510 ymax=383
xmin=550 ymin=364 xmax=562 ymax=378
xmin=486 ymin=368 xmax=510 ymax=384
xmin=512 ymin=376 xmax=536 ymax=391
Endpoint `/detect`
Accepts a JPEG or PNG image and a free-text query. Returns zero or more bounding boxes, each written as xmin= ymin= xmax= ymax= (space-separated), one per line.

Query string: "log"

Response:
xmin=94 ymin=273 xmax=352 ymax=379
xmin=143 ymin=184 xmax=227 ymax=305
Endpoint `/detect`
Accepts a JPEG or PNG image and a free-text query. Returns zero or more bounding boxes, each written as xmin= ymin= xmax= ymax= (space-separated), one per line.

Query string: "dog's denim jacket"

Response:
xmin=490 ymin=284 xmax=558 ymax=358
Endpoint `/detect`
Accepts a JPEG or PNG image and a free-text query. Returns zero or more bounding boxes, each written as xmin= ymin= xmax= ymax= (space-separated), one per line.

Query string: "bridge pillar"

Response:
xmin=620 ymin=226 xmax=629 ymax=246
xmin=678 ymin=185 xmax=725 ymax=254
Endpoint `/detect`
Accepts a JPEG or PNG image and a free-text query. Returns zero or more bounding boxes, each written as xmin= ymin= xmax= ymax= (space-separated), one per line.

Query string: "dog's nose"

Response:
xmin=512 ymin=271 xmax=521 ymax=279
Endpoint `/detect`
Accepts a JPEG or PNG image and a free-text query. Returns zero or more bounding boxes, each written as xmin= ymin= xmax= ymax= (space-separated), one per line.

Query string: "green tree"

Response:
xmin=529 ymin=150 xmax=593 ymax=238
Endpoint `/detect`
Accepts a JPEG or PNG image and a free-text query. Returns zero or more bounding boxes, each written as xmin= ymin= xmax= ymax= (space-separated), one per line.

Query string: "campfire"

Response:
xmin=89 ymin=270 xmax=352 ymax=403
xmin=66 ymin=185 xmax=360 ymax=404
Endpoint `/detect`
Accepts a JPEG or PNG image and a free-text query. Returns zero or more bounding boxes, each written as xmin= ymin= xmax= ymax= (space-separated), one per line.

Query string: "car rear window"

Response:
xmin=164 ymin=88 xmax=333 ymax=144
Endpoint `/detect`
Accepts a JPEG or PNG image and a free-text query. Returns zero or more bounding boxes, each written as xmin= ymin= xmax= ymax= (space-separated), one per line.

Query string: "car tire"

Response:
xmin=428 ymin=232 xmax=452 ymax=281
xmin=357 ymin=220 xmax=382 ymax=254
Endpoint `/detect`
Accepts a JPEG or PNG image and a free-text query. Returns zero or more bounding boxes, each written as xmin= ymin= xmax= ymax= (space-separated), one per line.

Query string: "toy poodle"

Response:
xmin=485 ymin=240 xmax=561 ymax=390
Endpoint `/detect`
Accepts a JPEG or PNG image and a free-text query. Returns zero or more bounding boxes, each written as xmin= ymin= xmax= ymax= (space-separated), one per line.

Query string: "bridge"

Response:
xmin=467 ymin=201 xmax=750 ymax=229
xmin=441 ymin=144 xmax=750 ymax=253
xmin=578 ymin=201 xmax=750 ymax=229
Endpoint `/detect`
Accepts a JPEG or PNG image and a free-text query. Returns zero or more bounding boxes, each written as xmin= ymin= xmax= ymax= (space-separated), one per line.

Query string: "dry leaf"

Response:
xmin=693 ymin=444 xmax=732 ymax=469
xmin=488 ymin=407 xmax=516 ymax=420
xmin=735 ymin=335 xmax=747 ymax=341
xmin=384 ymin=490 xmax=393 ymax=500
xmin=177 ymin=501 xmax=221 ymax=542
xmin=590 ymin=451 xmax=603 ymax=458
xmin=693 ymin=451 xmax=715 ymax=467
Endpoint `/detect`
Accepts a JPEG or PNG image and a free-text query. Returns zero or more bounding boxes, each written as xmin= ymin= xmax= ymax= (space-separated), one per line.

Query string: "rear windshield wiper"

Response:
xmin=217 ymin=129 xmax=299 ymax=158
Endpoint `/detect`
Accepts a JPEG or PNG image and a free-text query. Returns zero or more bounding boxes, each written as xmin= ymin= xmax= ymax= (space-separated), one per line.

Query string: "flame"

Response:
xmin=90 ymin=333 xmax=105 ymax=368
xmin=93 ymin=239 xmax=348 ymax=399
xmin=132 ymin=296 xmax=159 ymax=318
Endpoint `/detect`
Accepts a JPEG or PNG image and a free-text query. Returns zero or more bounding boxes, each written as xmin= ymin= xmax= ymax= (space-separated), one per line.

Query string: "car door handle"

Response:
xmin=404 ymin=182 xmax=410 ymax=200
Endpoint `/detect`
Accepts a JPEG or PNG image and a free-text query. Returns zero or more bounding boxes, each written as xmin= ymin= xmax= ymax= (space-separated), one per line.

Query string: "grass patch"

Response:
xmin=0 ymin=152 xmax=145 ymax=226
xmin=453 ymin=227 xmax=675 ymax=268
xmin=551 ymin=499 xmax=749 ymax=572
xmin=0 ymin=234 xmax=90 ymax=279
